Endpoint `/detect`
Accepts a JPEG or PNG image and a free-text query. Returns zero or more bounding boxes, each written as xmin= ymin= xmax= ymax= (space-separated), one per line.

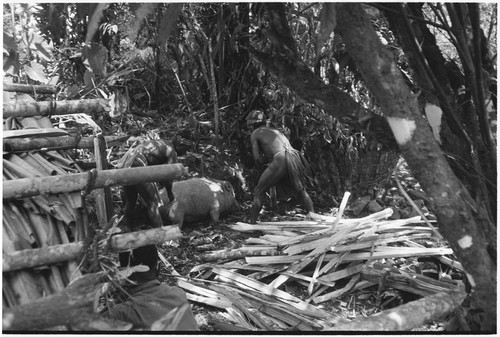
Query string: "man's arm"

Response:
xmin=250 ymin=132 xmax=263 ymax=166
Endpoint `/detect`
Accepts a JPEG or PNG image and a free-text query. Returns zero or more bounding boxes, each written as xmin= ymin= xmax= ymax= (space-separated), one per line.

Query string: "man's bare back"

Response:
xmin=250 ymin=126 xmax=291 ymax=163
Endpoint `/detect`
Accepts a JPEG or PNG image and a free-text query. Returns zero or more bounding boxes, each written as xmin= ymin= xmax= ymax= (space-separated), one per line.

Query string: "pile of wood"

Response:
xmin=177 ymin=194 xmax=465 ymax=331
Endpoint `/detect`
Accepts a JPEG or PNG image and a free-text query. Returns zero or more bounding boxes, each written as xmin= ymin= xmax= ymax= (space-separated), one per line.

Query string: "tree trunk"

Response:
xmin=381 ymin=2 xmax=496 ymax=224
xmin=3 ymin=163 xmax=188 ymax=200
xmin=335 ymin=4 xmax=496 ymax=331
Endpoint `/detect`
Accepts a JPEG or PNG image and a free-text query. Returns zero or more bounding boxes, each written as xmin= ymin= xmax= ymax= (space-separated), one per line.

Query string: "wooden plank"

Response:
xmin=318 ymin=263 xmax=364 ymax=282
xmin=270 ymin=216 xmax=366 ymax=288
xmin=342 ymin=247 xmax=454 ymax=261
xmin=332 ymin=233 xmax=432 ymax=252
xmin=313 ymin=274 xmax=361 ymax=303
xmin=210 ymin=267 xmax=328 ymax=319
xmin=185 ymin=293 xmax=231 ymax=309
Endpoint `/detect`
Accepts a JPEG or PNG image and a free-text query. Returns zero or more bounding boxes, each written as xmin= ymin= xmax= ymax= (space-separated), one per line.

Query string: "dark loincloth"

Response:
xmin=275 ymin=148 xmax=313 ymax=196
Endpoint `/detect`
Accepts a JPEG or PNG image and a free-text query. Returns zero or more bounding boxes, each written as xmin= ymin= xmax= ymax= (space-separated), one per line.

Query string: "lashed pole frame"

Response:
xmin=2 ymin=94 xmax=185 ymax=314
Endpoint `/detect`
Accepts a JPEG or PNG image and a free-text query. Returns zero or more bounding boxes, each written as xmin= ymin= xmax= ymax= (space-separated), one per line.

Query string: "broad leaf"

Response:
xmin=86 ymin=4 xmax=109 ymax=43
xmin=3 ymin=50 xmax=20 ymax=76
xmin=131 ymin=3 xmax=158 ymax=41
xmin=31 ymin=32 xmax=53 ymax=61
xmin=158 ymin=3 xmax=183 ymax=45
xmin=66 ymin=84 xmax=80 ymax=98
xmin=3 ymin=33 xmax=17 ymax=51
xmin=24 ymin=62 xmax=48 ymax=83
xmin=108 ymin=91 xmax=129 ymax=117
xmin=84 ymin=69 xmax=95 ymax=89
xmin=83 ymin=43 xmax=108 ymax=77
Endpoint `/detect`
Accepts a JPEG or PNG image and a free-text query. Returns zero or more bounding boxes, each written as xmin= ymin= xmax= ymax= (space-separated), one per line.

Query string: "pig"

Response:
xmin=159 ymin=178 xmax=240 ymax=227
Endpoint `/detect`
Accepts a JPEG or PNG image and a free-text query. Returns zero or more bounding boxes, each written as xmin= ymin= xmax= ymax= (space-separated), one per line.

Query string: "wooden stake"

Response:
xmin=93 ymin=133 xmax=113 ymax=225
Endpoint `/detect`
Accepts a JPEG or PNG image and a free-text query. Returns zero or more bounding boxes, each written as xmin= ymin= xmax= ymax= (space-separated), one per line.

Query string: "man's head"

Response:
xmin=119 ymin=245 xmax=158 ymax=283
xmin=246 ymin=110 xmax=266 ymax=128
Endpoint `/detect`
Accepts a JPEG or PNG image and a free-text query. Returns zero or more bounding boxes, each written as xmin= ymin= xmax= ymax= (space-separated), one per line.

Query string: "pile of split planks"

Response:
xmin=177 ymin=194 xmax=464 ymax=331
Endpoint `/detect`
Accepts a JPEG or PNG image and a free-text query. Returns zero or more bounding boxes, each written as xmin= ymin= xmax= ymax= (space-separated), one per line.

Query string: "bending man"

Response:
xmin=247 ymin=110 xmax=314 ymax=223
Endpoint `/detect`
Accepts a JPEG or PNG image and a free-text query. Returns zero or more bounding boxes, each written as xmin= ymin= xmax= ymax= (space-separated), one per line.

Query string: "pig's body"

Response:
xmin=159 ymin=178 xmax=240 ymax=227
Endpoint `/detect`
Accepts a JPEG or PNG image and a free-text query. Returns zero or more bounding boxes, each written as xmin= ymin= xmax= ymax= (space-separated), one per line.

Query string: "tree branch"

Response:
xmin=248 ymin=4 xmax=399 ymax=151
xmin=328 ymin=291 xmax=466 ymax=331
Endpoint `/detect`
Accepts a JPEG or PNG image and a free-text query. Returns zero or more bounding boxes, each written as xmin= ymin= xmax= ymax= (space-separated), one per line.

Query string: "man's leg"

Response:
xmin=250 ymin=158 xmax=286 ymax=223
xmin=299 ymin=189 xmax=314 ymax=213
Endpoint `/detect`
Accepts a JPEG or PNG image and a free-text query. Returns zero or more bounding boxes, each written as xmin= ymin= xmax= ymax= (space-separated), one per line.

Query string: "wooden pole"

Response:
xmin=3 ymin=163 xmax=189 ymax=200
xmin=3 ymin=225 xmax=182 ymax=272
xmin=328 ymin=291 xmax=466 ymax=331
xmin=3 ymin=99 xmax=108 ymax=118
xmin=3 ymin=135 xmax=129 ymax=153
xmin=3 ymin=83 xmax=57 ymax=94
xmin=93 ymin=134 xmax=113 ymax=225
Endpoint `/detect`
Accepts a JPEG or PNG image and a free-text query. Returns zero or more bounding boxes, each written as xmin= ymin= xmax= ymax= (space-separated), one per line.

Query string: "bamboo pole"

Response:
xmin=3 ymin=158 xmax=36 ymax=178
xmin=28 ymin=152 xmax=60 ymax=175
xmin=45 ymin=150 xmax=77 ymax=167
xmin=3 ymin=225 xmax=182 ymax=272
xmin=3 ymin=163 xmax=188 ymax=200
xmin=3 ymin=83 xmax=57 ymax=94
xmin=3 ymin=99 xmax=108 ymax=118
xmin=21 ymin=153 xmax=52 ymax=175
xmin=3 ymin=135 xmax=129 ymax=153
xmin=5 ymin=154 xmax=44 ymax=176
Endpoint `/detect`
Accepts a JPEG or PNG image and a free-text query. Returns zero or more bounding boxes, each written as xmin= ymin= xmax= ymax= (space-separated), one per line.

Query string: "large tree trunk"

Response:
xmin=380 ymin=2 xmax=497 ymax=224
xmin=335 ymin=4 xmax=496 ymax=331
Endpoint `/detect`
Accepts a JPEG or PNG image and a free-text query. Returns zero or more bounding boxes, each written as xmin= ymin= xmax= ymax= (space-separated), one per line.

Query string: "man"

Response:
xmin=247 ymin=110 xmax=314 ymax=223
xmin=116 ymin=139 xmax=178 ymax=227
xmin=102 ymin=245 xmax=198 ymax=331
